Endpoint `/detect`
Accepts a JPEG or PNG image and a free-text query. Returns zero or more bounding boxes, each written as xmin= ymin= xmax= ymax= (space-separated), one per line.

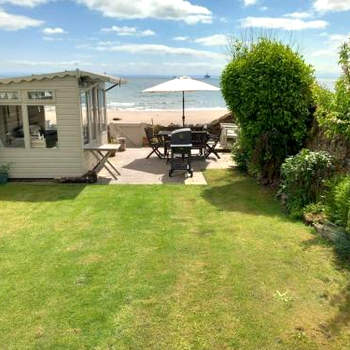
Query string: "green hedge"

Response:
xmin=326 ymin=176 xmax=350 ymax=234
xmin=221 ymin=38 xmax=314 ymax=183
xmin=279 ymin=149 xmax=334 ymax=217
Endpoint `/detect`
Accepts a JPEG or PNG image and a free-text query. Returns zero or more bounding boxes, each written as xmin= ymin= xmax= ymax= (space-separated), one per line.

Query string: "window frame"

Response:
xmin=0 ymin=88 xmax=59 ymax=151
xmin=0 ymin=104 xmax=25 ymax=149
xmin=80 ymin=91 xmax=90 ymax=145
xmin=0 ymin=90 xmax=20 ymax=101
xmin=27 ymin=104 xmax=59 ymax=149
xmin=26 ymin=90 xmax=55 ymax=102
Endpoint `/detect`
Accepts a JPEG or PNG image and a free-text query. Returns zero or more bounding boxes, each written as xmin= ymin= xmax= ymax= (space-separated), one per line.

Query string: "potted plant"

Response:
xmin=0 ymin=163 xmax=10 ymax=184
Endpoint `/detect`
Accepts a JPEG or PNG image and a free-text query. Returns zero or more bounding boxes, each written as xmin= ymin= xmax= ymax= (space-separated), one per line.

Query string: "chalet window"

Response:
xmin=80 ymin=92 xmax=89 ymax=144
xmin=27 ymin=90 xmax=54 ymax=100
xmin=0 ymin=91 xmax=18 ymax=100
xmin=0 ymin=105 xmax=24 ymax=148
xmin=89 ymin=89 xmax=97 ymax=140
xmin=27 ymin=105 xmax=58 ymax=148
xmin=98 ymin=88 xmax=107 ymax=131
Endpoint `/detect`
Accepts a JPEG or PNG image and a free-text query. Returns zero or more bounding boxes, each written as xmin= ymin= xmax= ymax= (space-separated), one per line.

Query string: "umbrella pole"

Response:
xmin=182 ymin=91 xmax=185 ymax=127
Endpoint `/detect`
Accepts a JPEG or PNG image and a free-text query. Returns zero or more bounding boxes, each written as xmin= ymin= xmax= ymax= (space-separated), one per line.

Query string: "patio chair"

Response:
xmin=205 ymin=130 xmax=221 ymax=159
xmin=191 ymin=131 xmax=208 ymax=157
xmin=144 ymin=127 xmax=164 ymax=159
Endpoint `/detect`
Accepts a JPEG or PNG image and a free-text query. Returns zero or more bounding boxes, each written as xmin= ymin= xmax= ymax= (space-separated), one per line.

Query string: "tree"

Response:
xmin=221 ymin=38 xmax=315 ymax=183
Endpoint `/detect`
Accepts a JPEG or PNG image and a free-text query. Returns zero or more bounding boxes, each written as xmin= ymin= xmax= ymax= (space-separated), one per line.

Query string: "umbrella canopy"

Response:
xmin=143 ymin=76 xmax=220 ymax=126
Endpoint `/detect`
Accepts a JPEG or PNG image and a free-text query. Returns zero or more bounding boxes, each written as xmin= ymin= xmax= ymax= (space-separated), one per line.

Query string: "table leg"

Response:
xmin=91 ymin=151 xmax=119 ymax=180
xmin=97 ymin=150 xmax=121 ymax=175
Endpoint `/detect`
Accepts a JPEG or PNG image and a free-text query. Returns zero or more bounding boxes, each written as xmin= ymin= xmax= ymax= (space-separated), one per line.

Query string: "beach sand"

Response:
xmin=107 ymin=108 xmax=229 ymax=126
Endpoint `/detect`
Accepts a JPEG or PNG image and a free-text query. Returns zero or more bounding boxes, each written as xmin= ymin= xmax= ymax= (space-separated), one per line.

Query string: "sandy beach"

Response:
xmin=107 ymin=108 xmax=229 ymax=126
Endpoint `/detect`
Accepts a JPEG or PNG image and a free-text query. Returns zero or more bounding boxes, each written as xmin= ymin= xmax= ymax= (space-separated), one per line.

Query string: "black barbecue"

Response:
xmin=169 ymin=128 xmax=193 ymax=177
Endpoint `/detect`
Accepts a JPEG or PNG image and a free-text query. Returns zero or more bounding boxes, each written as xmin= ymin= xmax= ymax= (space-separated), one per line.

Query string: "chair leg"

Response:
xmin=146 ymin=148 xmax=156 ymax=159
xmin=155 ymin=149 xmax=164 ymax=159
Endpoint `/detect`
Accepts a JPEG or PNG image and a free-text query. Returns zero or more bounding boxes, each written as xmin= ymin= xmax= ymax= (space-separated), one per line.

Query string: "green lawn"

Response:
xmin=0 ymin=169 xmax=349 ymax=349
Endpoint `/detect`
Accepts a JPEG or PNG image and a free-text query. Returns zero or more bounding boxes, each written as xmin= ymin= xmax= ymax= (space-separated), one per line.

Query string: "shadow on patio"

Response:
xmin=98 ymin=148 xmax=234 ymax=185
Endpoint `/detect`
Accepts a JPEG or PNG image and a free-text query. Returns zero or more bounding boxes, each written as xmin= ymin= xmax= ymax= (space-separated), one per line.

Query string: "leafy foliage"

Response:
xmin=339 ymin=38 xmax=350 ymax=84
xmin=0 ymin=163 xmax=10 ymax=174
xmin=280 ymin=149 xmax=334 ymax=217
xmin=231 ymin=135 xmax=249 ymax=171
xmin=314 ymin=78 xmax=350 ymax=140
xmin=221 ymin=38 xmax=315 ymax=183
xmin=326 ymin=175 xmax=350 ymax=234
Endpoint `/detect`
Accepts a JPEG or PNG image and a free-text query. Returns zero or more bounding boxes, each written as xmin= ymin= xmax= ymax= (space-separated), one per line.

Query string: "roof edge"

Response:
xmin=0 ymin=69 xmax=127 ymax=85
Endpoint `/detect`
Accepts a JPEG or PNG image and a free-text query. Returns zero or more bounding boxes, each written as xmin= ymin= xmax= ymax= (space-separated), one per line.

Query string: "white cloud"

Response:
xmin=243 ymin=0 xmax=258 ymax=6
xmin=95 ymin=43 xmax=226 ymax=60
xmin=98 ymin=40 xmax=120 ymax=46
xmin=314 ymin=0 xmax=350 ymax=12
xmin=284 ymin=12 xmax=313 ymax=19
xmin=76 ymin=0 xmax=212 ymax=24
xmin=42 ymin=36 xmax=63 ymax=41
xmin=0 ymin=8 xmax=43 ymax=30
xmin=101 ymin=25 xmax=155 ymax=36
xmin=42 ymin=27 xmax=67 ymax=35
xmin=141 ymin=29 xmax=155 ymax=37
xmin=241 ymin=17 xmax=328 ymax=30
xmin=173 ymin=36 xmax=189 ymax=41
xmin=311 ymin=49 xmax=337 ymax=57
xmin=0 ymin=0 xmax=48 ymax=7
xmin=309 ymin=32 xmax=349 ymax=58
xmin=194 ymin=34 xmax=228 ymax=46
xmin=328 ymin=33 xmax=350 ymax=44
xmin=10 ymin=59 xmax=92 ymax=66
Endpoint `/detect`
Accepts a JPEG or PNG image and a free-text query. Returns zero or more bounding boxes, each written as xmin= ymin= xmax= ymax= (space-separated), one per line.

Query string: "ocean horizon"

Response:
xmin=107 ymin=76 xmax=337 ymax=111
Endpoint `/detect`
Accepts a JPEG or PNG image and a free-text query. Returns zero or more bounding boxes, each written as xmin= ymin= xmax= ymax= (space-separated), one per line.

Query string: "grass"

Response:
xmin=0 ymin=169 xmax=349 ymax=349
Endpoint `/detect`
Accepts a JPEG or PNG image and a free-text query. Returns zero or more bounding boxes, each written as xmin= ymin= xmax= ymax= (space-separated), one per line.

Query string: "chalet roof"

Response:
xmin=0 ymin=70 xmax=127 ymax=85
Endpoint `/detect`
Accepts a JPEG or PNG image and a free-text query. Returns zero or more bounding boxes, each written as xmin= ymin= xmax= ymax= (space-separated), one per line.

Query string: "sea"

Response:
xmin=106 ymin=76 xmax=337 ymax=111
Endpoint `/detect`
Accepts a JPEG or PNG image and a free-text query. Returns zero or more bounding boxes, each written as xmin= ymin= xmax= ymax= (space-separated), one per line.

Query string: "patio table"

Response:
xmin=157 ymin=130 xmax=209 ymax=159
xmin=84 ymin=144 xmax=121 ymax=179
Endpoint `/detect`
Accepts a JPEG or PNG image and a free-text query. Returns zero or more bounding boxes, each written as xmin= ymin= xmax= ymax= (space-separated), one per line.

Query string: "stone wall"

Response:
xmin=306 ymin=120 xmax=350 ymax=172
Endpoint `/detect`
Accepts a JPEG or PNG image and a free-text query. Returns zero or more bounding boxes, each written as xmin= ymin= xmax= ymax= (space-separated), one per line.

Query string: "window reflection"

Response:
xmin=27 ymin=105 xmax=58 ymax=148
xmin=0 ymin=105 xmax=24 ymax=148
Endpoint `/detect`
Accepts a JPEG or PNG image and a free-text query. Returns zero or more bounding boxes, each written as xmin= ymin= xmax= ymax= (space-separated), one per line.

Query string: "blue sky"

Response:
xmin=0 ymin=0 xmax=349 ymax=78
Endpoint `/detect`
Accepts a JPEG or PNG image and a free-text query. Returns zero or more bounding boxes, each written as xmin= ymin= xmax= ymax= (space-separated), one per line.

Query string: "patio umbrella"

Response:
xmin=143 ymin=76 xmax=220 ymax=126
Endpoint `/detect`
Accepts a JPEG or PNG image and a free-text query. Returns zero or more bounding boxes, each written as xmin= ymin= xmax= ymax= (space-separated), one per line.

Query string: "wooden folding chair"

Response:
xmin=205 ymin=131 xmax=221 ymax=159
xmin=144 ymin=128 xmax=164 ymax=159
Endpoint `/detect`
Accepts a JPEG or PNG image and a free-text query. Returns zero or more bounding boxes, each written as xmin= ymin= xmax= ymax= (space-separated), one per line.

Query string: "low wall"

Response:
xmin=307 ymin=120 xmax=350 ymax=172
xmin=109 ymin=122 xmax=148 ymax=148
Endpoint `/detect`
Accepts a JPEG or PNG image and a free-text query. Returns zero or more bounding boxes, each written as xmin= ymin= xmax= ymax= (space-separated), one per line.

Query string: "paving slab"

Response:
xmin=97 ymin=148 xmax=233 ymax=185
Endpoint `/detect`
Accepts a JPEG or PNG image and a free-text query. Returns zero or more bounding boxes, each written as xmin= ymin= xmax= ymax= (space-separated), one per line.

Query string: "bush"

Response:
xmin=314 ymin=77 xmax=350 ymax=140
xmin=326 ymin=175 xmax=350 ymax=233
xmin=280 ymin=149 xmax=334 ymax=217
xmin=221 ymin=38 xmax=315 ymax=183
xmin=232 ymin=135 xmax=249 ymax=171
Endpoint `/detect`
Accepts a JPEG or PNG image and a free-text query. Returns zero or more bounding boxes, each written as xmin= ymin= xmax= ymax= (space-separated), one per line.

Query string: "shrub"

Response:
xmin=0 ymin=163 xmax=10 ymax=174
xmin=326 ymin=175 xmax=350 ymax=234
xmin=315 ymin=77 xmax=350 ymax=140
xmin=279 ymin=149 xmax=334 ymax=217
xmin=232 ymin=135 xmax=249 ymax=171
xmin=221 ymin=38 xmax=315 ymax=183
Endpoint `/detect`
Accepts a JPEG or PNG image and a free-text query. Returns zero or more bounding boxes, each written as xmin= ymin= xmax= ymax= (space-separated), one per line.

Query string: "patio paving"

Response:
xmin=98 ymin=147 xmax=234 ymax=185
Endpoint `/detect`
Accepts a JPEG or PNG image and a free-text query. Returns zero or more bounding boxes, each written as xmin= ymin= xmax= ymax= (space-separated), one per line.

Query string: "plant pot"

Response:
xmin=0 ymin=173 xmax=8 ymax=184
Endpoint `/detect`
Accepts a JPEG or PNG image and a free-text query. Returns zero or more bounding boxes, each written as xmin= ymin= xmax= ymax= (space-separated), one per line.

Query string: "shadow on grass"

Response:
xmin=205 ymin=168 xmax=350 ymax=339
xmin=0 ymin=183 xmax=86 ymax=202
xmin=302 ymin=233 xmax=350 ymax=337
xmin=201 ymin=169 xmax=290 ymax=219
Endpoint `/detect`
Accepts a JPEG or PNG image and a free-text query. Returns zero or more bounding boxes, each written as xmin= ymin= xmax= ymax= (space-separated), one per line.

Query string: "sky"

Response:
xmin=0 ymin=0 xmax=349 ymax=78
